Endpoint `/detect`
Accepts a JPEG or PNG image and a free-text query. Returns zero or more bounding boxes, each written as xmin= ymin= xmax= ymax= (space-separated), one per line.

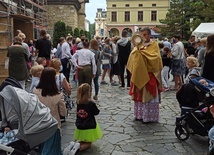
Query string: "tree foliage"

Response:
xmin=160 ymin=0 xmax=214 ymax=40
xmin=74 ymin=28 xmax=80 ymax=37
xmin=79 ymin=29 xmax=84 ymax=36
xmin=66 ymin=26 xmax=73 ymax=36
xmin=53 ymin=21 xmax=66 ymax=47
xmin=89 ymin=23 xmax=95 ymax=38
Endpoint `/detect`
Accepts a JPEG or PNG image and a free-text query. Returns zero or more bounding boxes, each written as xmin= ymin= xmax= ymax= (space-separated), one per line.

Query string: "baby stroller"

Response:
xmin=0 ymin=77 xmax=58 ymax=154
xmin=175 ymin=76 xmax=214 ymax=141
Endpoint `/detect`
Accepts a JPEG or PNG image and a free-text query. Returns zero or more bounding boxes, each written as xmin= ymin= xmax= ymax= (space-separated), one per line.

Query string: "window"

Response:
xmin=111 ymin=12 xmax=117 ymax=22
xmin=151 ymin=11 xmax=157 ymax=21
xmin=125 ymin=4 xmax=129 ymax=7
xmin=139 ymin=4 xmax=143 ymax=7
xmin=112 ymin=4 xmax=116 ymax=7
xmin=138 ymin=11 xmax=143 ymax=21
xmin=124 ymin=11 xmax=130 ymax=22
xmin=152 ymin=4 xmax=156 ymax=7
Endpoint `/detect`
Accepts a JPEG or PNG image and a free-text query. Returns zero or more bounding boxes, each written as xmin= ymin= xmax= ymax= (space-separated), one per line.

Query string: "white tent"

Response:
xmin=192 ymin=23 xmax=214 ymax=38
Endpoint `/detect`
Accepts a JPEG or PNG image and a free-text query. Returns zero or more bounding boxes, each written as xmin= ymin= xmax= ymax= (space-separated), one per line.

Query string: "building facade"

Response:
xmin=0 ymin=0 xmax=48 ymax=83
xmin=46 ymin=0 xmax=89 ymax=36
xmin=95 ymin=8 xmax=107 ymax=38
xmin=106 ymin=0 xmax=169 ymax=37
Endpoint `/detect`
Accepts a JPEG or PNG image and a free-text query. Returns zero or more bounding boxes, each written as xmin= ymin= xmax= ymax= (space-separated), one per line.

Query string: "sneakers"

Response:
xmin=119 ymin=85 xmax=125 ymax=90
xmin=100 ymin=81 xmax=108 ymax=85
xmin=162 ymin=87 xmax=169 ymax=92
xmin=111 ymin=82 xmax=118 ymax=86
xmin=70 ymin=142 xmax=80 ymax=155
xmin=63 ymin=141 xmax=75 ymax=155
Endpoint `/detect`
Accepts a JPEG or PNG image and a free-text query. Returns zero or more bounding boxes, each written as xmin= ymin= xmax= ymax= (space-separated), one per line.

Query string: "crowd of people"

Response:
xmin=5 ymin=27 xmax=214 ymax=154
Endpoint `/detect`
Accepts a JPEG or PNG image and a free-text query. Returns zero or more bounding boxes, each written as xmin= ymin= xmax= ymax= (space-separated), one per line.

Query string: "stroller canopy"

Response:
xmin=0 ymin=85 xmax=58 ymax=148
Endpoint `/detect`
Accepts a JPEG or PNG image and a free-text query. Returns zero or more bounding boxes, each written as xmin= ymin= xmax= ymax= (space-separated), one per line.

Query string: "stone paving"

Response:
xmin=61 ymin=80 xmax=209 ymax=155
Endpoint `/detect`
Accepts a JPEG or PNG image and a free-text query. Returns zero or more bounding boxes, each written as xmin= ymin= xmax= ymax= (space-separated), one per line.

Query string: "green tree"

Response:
xmin=73 ymin=28 xmax=80 ymax=37
xmin=53 ymin=21 xmax=66 ymax=47
xmin=79 ymin=29 xmax=84 ymax=36
xmin=66 ymin=26 xmax=73 ymax=36
xmin=160 ymin=0 xmax=214 ymax=40
xmin=89 ymin=23 xmax=95 ymax=38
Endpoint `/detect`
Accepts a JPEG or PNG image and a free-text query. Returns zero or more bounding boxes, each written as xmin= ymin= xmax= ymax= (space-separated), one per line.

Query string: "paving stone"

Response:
xmin=46 ymin=76 xmax=209 ymax=155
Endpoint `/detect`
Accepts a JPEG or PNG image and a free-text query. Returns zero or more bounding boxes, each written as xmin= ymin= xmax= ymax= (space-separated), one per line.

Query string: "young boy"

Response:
xmin=35 ymin=57 xmax=47 ymax=67
xmin=29 ymin=64 xmax=44 ymax=93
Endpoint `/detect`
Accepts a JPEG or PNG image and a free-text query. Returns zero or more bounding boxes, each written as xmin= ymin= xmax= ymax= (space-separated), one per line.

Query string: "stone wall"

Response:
xmin=77 ymin=2 xmax=86 ymax=31
xmin=46 ymin=5 xmax=79 ymax=35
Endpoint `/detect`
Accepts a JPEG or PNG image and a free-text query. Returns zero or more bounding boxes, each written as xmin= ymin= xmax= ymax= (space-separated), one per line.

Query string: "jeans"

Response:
xmin=93 ymin=75 xmax=99 ymax=96
xmin=61 ymin=58 xmax=71 ymax=83
xmin=119 ymin=60 xmax=130 ymax=87
xmin=161 ymin=66 xmax=170 ymax=88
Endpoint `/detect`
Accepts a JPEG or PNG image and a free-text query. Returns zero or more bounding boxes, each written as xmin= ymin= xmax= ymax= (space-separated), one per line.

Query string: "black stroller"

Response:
xmin=0 ymin=77 xmax=58 ymax=154
xmin=175 ymin=76 xmax=214 ymax=141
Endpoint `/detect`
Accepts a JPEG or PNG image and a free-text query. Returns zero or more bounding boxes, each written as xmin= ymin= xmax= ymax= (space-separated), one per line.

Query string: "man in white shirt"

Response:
xmin=61 ymin=36 xmax=73 ymax=82
xmin=72 ymin=41 xmax=97 ymax=87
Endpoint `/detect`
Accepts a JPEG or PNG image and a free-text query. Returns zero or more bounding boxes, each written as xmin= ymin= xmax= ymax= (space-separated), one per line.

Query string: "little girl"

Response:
xmin=161 ymin=46 xmax=172 ymax=92
xmin=70 ymin=83 xmax=103 ymax=155
xmin=50 ymin=58 xmax=71 ymax=95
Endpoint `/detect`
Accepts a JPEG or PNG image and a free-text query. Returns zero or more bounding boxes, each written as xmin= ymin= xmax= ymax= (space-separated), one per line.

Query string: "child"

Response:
xmin=36 ymin=57 xmax=47 ymax=67
xmin=67 ymin=83 xmax=103 ymax=155
xmin=50 ymin=58 xmax=71 ymax=95
xmin=29 ymin=64 xmax=44 ymax=93
xmin=161 ymin=47 xmax=172 ymax=92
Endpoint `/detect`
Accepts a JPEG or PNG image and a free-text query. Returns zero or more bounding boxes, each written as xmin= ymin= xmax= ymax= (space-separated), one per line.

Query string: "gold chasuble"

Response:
xmin=127 ymin=41 xmax=163 ymax=102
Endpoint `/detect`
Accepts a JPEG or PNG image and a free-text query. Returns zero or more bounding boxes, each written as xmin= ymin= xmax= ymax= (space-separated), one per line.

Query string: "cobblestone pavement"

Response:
xmin=61 ymin=80 xmax=209 ymax=155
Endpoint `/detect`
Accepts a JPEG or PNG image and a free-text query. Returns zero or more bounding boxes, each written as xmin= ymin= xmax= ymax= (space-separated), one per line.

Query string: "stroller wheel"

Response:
xmin=175 ymin=125 xmax=190 ymax=141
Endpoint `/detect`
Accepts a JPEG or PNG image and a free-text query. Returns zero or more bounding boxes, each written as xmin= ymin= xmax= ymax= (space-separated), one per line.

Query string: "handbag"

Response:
xmin=102 ymin=59 xmax=110 ymax=65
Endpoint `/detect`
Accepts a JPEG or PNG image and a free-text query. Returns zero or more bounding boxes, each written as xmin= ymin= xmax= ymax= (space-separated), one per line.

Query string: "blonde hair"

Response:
xmin=17 ymin=33 xmax=26 ymax=40
xmin=30 ymin=65 xmax=44 ymax=77
xmin=50 ymin=58 xmax=61 ymax=72
xmin=187 ymin=56 xmax=199 ymax=67
xmin=200 ymin=37 xmax=207 ymax=46
xmin=76 ymin=37 xmax=81 ymax=43
xmin=77 ymin=83 xmax=91 ymax=104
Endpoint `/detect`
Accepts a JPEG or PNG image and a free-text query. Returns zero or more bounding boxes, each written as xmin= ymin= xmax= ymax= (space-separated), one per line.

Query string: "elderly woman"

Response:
xmin=7 ymin=36 xmax=28 ymax=89
xmin=184 ymin=56 xmax=200 ymax=83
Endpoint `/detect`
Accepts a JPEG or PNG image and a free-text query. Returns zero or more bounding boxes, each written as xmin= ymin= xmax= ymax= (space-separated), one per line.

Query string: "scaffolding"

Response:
xmin=0 ymin=0 xmax=48 ymax=83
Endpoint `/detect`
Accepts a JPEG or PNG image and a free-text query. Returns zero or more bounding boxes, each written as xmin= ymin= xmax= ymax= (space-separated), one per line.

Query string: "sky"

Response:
xmin=85 ymin=0 xmax=107 ymax=23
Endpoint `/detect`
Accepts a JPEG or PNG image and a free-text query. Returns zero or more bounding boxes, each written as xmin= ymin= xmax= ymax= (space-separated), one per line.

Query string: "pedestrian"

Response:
xmin=35 ymin=57 xmax=47 ymax=67
xmin=116 ymin=30 xmax=133 ymax=89
xmin=110 ymin=36 xmax=121 ymax=86
xmin=50 ymin=58 xmax=71 ymax=95
xmin=90 ymin=39 xmax=102 ymax=100
xmin=100 ymin=38 xmax=112 ymax=85
xmin=201 ymin=34 xmax=214 ymax=82
xmin=55 ymin=37 xmax=65 ymax=59
xmin=61 ymin=36 xmax=73 ymax=82
xmin=72 ymin=83 xmax=103 ymax=155
xmin=171 ymin=35 xmax=186 ymax=89
xmin=71 ymin=39 xmax=97 ymax=87
xmin=161 ymin=47 xmax=172 ymax=91
xmin=28 ymin=39 xmax=37 ymax=67
xmin=35 ymin=30 xmax=52 ymax=67
xmin=184 ymin=56 xmax=200 ymax=83
xmin=29 ymin=64 xmax=44 ymax=93
xmin=33 ymin=67 xmax=67 ymax=155
xmin=127 ymin=27 xmax=163 ymax=123
xmin=7 ymin=36 xmax=28 ymax=89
